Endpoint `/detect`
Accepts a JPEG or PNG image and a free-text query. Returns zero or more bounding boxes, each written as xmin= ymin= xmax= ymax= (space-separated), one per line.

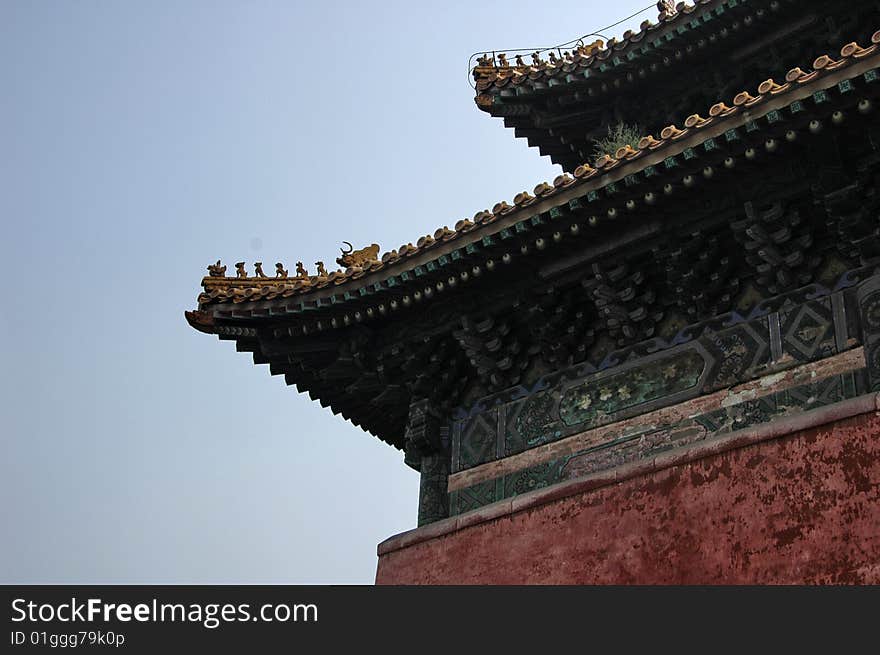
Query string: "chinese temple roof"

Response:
xmin=186 ymin=18 xmax=880 ymax=451
xmin=471 ymin=0 xmax=880 ymax=171
xmin=473 ymin=0 xmax=719 ymax=96
xmin=189 ymin=33 xmax=880 ymax=313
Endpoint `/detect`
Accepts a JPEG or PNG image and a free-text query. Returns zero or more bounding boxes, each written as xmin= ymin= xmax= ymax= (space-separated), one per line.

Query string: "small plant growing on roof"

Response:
xmin=592 ymin=120 xmax=643 ymax=161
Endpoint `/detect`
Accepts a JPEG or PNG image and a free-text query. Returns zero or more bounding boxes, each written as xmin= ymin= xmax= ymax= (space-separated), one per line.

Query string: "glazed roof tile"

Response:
xmin=193 ymin=31 xmax=880 ymax=313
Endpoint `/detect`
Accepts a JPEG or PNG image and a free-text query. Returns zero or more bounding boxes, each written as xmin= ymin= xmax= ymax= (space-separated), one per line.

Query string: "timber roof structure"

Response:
xmin=474 ymin=0 xmax=736 ymax=94
xmin=192 ymin=33 xmax=880 ymax=312
xmin=187 ymin=10 xmax=880 ymax=452
xmin=472 ymin=0 xmax=880 ymax=170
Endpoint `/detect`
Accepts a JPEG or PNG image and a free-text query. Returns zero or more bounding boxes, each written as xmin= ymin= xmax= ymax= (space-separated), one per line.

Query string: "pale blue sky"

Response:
xmin=2 ymin=1 xmax=654 ymax=583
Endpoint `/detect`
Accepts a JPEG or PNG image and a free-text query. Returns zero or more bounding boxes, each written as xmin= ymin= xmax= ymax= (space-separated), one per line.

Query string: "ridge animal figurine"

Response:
xmin=316 ymin=261 xmax=328 ymax=278
xmin=336 ymin=242 xmax=381 ymax=269
xmin=254 ymin=262 xmax=267 ymax=278
xmin=577 ymin=39 xmax=604 ymax=57
xmin=295 ymin=262 xmax=308 ymax=278
xmin=275 ymin=263 xmax=288 ymax=278
xmin=497 ymin=53 xmax=509 ymax=68
xmin=235 ymin=262 xmax=247 ymax=279
xmin=207 ymin=260 xmax=226 ymax=277
xmin=657 ymin=0 xmax=677 ymax=19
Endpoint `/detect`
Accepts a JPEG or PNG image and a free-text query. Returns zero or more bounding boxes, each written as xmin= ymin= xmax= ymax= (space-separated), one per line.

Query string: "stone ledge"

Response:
xmin=378 ymin=391 xmax=880 ymax=557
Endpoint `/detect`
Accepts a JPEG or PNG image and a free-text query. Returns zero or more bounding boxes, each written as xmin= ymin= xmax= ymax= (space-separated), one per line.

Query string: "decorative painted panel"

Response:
xmin=506 ymin=393 xmax=561 ymax=456
xmin=453 ymin=371 xmax=865 ymax=515
xmin=559 ymin=350 xmax=705 ymax=427
xmin=780 ymin=298 xmax=837 ymax=362
xmin=439 ymin=273 xmax=880 ymax=521
xmin=450 ymin=480 xmax=499 ymax=516
xmin=456 ymin=408 xmax=498 ymax=470
xmin=701 ymin=318 xmax=770 ymax=391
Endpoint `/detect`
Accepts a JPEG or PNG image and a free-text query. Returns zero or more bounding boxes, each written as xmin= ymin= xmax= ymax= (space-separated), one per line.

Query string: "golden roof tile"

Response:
xmin=813 ymin=54 xmax=847 ymax=72
xmin=492 ymin=200 xmax=514 ymax=215
xmin=638 ymin=134 xmax=665 ymax=150
xmin=684 ymin=114 xmax=712 ymax=129
xmin=513 ymin=191 xmax=536 ymax=206
xmin=533 ymin=181 xmax=555 ymax=197
xmin=614 ymin=144 xmax=641 ymax=160
xmin=573 ymin=163 xmax=598 ymax=179
xmin=709 ymin=102 xmax=737 ymax=117
xmin=733 ymin=90 xmax=762 ymax=107
xmin=474 ymin=209 xmax=495 ymax=224
xmin=758 ymin=79 xmax=790 ymax=95
xmin=434 ymin=226 xmax=457 ymax=240
xmin=660 ymin=124 xmax=689 ymax=140
xmin=553 ymin=173 xmax=576 ymax=188
xmin=594 ymin=153 xmax=620 ymax=170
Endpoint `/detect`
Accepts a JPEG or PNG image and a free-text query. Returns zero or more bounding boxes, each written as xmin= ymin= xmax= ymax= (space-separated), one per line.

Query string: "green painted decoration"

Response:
xmin=559 ymin=350 xmax=705 ymax=428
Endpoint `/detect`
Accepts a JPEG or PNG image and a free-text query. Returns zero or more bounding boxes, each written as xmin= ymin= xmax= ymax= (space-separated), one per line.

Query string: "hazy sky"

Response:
xmin=2 ymin=1 xmax=656 ymax=583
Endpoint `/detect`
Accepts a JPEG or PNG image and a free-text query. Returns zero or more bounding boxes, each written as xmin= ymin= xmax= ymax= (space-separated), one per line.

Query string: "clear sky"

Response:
xmin=2 ymin=1 xmax=657 ymax=583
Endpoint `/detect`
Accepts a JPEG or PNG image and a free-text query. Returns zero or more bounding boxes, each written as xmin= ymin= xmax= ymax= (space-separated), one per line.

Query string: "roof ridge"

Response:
xmin=472 ymin=1 xmax=715 ymax=91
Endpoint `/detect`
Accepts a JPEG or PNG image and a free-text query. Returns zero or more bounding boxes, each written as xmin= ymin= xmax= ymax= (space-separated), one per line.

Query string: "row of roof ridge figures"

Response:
xmin=205 ymin=242 xmax=382 ymax=281
xmin=473 ymin=1 xmax=680 ymax=73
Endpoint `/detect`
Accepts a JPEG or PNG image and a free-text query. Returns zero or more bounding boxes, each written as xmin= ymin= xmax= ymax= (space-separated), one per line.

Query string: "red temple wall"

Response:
xmin=376 ymin=411 xmax=880 ymax=584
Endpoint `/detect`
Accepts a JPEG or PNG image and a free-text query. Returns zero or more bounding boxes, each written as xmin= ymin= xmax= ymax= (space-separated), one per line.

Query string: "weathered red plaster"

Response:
xmin=376 ymin=412 xmax=880 ymax=584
